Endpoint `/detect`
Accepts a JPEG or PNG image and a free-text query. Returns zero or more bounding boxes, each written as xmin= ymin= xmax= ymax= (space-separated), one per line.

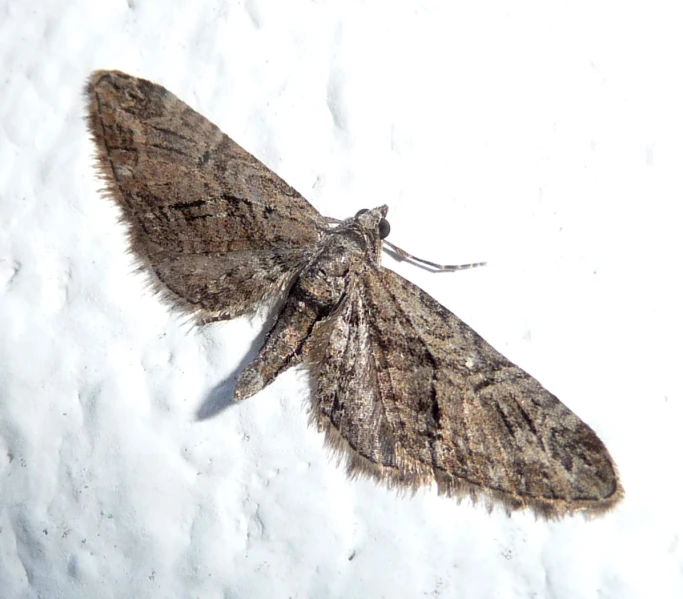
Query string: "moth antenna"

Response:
xmin=383 ymin=239 xmax=487 ymax=272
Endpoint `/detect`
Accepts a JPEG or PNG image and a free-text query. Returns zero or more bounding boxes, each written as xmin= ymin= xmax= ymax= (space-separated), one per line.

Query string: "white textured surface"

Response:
xmin=1 ymin=1 xmax=682 ymax=598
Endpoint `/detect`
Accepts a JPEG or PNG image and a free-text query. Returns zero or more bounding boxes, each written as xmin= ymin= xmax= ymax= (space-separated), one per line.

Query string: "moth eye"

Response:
xmin=379 ymin=218 xmax=391 ymax=239
xmin=355 ymin=209 xmax=369 ymax=217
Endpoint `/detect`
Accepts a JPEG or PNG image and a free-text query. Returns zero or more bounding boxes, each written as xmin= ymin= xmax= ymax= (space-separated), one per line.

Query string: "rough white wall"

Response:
xmin=0 ymin=1 xmax=681 ymax=597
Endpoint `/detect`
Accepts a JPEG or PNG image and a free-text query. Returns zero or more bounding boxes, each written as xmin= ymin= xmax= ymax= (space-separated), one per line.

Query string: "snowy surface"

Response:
xmin=1 ymin=1 xmax=682 ymax=597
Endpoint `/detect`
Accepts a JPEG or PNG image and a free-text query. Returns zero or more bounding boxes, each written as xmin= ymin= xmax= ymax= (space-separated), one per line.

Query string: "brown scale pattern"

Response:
xmin=87 ymin=70 xmax=622 ymax=519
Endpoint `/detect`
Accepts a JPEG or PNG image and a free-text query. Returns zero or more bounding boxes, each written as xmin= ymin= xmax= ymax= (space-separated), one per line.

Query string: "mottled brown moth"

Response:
xmin=86 ymin=70 xmax=622 ymax=519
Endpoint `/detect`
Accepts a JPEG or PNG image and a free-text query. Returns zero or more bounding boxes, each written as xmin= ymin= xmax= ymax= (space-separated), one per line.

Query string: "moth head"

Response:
xmin=355 ymin=205 xmax=391 ymax=239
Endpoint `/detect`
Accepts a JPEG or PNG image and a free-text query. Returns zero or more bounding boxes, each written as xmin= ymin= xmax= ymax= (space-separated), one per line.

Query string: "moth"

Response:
xmin=86 ymin=70 xmax=622 ymax=519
